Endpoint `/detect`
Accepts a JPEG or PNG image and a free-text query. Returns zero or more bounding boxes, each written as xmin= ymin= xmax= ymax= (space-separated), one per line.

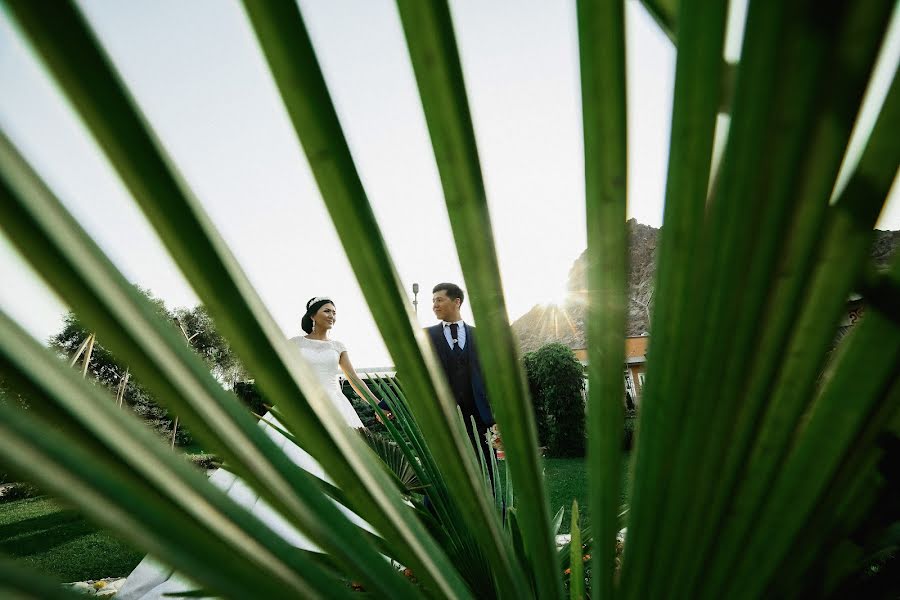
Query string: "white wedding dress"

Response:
xmin=118 ymin=336 xmax=366 ymax=599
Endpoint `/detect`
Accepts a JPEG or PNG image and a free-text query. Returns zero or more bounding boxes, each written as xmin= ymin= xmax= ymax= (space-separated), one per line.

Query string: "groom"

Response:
xmin=427 ymin=282 xmax=496 ymax=479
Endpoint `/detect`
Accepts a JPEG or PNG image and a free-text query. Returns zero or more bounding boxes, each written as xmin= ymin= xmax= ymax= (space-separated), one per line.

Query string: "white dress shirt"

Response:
xmin=442 ymin=320 xmax=466 ymax=350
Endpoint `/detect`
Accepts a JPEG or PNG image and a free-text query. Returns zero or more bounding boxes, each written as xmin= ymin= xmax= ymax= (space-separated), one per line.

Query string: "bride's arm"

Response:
xmin=338 ymin=352 xmax=391 ymax=418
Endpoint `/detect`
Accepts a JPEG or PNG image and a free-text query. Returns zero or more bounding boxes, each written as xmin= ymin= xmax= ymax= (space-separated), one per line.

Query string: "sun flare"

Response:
xmin=541 ymin=278 xmax=571 ymax=307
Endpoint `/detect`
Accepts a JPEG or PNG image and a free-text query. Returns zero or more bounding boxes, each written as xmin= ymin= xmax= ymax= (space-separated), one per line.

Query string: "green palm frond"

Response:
xmin=1 ymin=0 xmax=898 ymax=598
xmin=360 ymin=374 xmax=517 ymax=593
xmin=576 ymin=0 xmax=632 ymax=594
xmin=0 ymin=130 xmax=417 ymax=597
xmin=0 ymin=314 xmax=353 ymax=598
xmin=358 ymin=427 xmax=423 ymax=494
xmin=639 ymin=0 xmax=677 ymax=42
xmin=394 ymin=2 xmax=557 ymax=595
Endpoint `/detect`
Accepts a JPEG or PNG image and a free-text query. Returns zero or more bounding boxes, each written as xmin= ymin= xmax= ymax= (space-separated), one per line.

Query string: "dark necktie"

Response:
xmin=449 ymin=323 xmax=462 ymax=356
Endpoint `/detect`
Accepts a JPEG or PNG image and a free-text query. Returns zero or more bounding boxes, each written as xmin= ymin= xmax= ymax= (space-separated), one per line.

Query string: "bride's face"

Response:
xmin=312 ymin=303 xmax=336 ymax=332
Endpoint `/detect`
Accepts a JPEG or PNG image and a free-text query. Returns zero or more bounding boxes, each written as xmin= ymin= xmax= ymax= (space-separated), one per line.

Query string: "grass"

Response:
xmin=542 ymin=455 xmax=630 ymax=535
xmin=178 ymin=442 xmax=209 ymax=455
xmin=0 ymin=496 xmax=142 ymax=582
xmin=0 ymin=455 xmax=621 ymax=580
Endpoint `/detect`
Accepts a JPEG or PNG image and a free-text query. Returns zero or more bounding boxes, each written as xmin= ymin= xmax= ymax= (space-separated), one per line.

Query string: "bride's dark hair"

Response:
xmin=302 ymin=297 xmax=334 ymax=334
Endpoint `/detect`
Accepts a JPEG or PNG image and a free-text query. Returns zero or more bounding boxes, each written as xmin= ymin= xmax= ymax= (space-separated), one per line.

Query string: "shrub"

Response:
xmin=187 ymin=453 xmax=222 ymax=471
xmin=231 ymin=377 xmax=390 ymax=431
xmin=525 ymin=343 xmax=586 ymax=457
xmin=348 ymin=394 xmax=381 ymax=430
xmin=127 ymin=380 xmax=193 ymax=446
xmin=232 ymin=378 xmax=388 ymax=431
xmin=0 ymin=482 xmax=41 ymax=504
xmin=623 ymin=409 xmax=637 ymax=451
xmin=233 ymin=380 xmax=269 ymax=419
xmin=523 ymin=352 xmax=552 ymax=447
xmin=341 ymin=378 xmax=393 ymax=431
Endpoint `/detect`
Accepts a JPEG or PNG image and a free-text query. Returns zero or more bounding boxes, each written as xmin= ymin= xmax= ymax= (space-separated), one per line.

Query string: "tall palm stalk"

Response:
xmin=1 ymin=0 xmax=898 ymax=598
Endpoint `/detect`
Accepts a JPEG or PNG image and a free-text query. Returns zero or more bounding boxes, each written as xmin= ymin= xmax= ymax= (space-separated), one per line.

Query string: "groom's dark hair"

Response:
xmin=433 ymin=282 xmax=465 ymax=306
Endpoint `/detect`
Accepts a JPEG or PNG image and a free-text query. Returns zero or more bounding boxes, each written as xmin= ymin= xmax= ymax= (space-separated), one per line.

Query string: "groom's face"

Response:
xmin=432 ymin=290 xmax=461 ymax=322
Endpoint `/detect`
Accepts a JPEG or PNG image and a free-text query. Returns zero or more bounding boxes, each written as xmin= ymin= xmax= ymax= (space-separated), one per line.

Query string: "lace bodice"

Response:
xmin=292 ymin=336 xmax=347 ymax=390
xmin=290 ymin=336 xmax=362 ymax=428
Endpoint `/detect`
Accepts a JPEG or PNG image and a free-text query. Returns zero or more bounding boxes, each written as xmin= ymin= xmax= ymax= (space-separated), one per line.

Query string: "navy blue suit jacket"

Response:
xmin=426 ymin=323 xmax=495 ymax=427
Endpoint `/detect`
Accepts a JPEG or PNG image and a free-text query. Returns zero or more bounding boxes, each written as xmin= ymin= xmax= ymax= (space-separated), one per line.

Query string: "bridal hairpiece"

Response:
xmin=308 ymin=296 xmax=332 ymax=309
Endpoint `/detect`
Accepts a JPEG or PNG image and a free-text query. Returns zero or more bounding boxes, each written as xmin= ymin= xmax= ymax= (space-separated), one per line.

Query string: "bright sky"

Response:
xmin=1 ymin=0 xmax=898 ymax=367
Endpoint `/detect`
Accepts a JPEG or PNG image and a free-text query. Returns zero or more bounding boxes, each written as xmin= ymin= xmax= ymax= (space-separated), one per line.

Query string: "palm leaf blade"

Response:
xmin=0 ymin=1 xmax=895 ymax=597
xmin=656 ymin=2 xmax=897 ymax=595
xmin=0 ymin=131 xmax=420 ymax=597
xmin=394 ymin=1 xmax=558 ymax=596
xmin=701 ymin=64 xmax=900 ymax=598
xmin=576 ymin=0 xmax=636 ymax=597
xmin=0 ymin=316 xmax=347 ymax=598
xmin=617 ymin=0 xmax=728 ymax=594
xmin=3 ymin=1 xmax=449 ymax=594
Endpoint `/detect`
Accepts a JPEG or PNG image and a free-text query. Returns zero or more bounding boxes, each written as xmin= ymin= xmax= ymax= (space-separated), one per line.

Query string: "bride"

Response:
xmin=118 ymin=296 xmax=377 ymax=599
xmin=293 ymin=296 xmax=368 ymax=430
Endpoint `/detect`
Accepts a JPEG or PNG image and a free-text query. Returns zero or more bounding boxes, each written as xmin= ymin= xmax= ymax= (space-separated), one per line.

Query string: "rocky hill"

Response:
xmin=872 ymin=229 xmax=900 ymax=268
xmin=511 ymin=220 xmax=899 ymax=354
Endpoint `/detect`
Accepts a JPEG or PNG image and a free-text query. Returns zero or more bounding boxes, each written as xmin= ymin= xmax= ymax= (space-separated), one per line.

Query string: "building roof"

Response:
xmin=625 ymin=335 xmax=650 ymax=359
xmin=572 ymin=335 xmax=649 ymax=366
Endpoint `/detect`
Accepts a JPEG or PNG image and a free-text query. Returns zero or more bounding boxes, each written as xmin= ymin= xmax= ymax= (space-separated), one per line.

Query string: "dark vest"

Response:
xmin=443 ymin=340 xmax=478 ymax=419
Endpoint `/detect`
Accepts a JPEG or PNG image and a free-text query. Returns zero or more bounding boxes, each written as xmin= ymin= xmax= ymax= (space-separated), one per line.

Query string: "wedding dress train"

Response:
xmin=117 ymin=336 xmax=367 ymax=599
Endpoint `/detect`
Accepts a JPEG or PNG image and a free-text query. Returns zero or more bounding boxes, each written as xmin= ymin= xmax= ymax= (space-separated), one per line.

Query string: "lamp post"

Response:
xmin=412 ymin=282 xmax=419 ymax=315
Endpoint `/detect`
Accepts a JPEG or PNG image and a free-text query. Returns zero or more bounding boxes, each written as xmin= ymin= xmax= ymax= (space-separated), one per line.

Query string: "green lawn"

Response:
xmin=179 ymin=442 xmax=211 ymax=455
xmin=0 ymin=496 xmax=143 ymax=582
xmin=541 ymin=455 xmax=630 ymax=534
xmin=0 ymin=455 xmax=625 ymax=581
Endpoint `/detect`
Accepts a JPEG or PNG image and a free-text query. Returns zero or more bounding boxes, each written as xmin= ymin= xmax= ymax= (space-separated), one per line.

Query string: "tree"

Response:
xmin=47 ymin=286 xmax=245 ymax=445
xmin=525 ymin=343 xmax=586 ymax=457
xmin=173 ymin=305 xmax=247 ymax=387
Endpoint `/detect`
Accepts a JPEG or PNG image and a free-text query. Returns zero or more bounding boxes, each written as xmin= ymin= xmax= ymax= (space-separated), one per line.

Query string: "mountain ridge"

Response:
xmin=511 ymin=219 xmax=899 ymax=354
